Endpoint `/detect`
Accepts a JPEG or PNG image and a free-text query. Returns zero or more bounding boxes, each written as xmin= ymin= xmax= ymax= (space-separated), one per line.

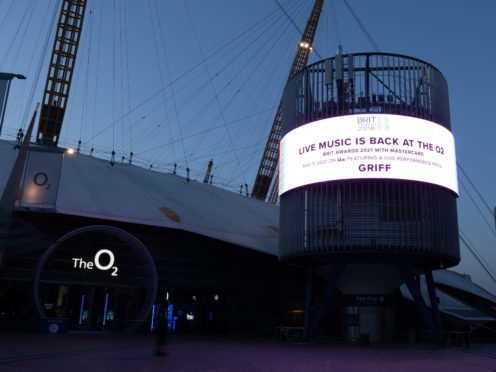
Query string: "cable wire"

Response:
xmin=154 ymin=0 xmax=188 ymax=168
xmin=330 ymin=0 xmax=342 ymax=47
xmin=183 ymin=0 xmax=247 ymax=184
xmin=342 ymin=0 xmax=380 ymax=52
xmin=459 ymin=178 xmax=496 ymax=237
xmin=91 ymin=0 xmax=104 ymax=150
xmin=79 ymin=0 xmax=95 ymax=148
xmin=123 ymin=0 xmax=133 ymax=157
xmin=20 ymin=0 xmax=61 ymax=131
xmin=0 ymin=0 xmax=16 ymax=36
xmin=112 ymin=0 xmax=116 ymax=152
xmin=84 ymin=2 xmax=294 ymax=144
xmin=458 ymin=161 xmax=494 ymax=216
xmin=147 ymin=0 xmax=176 ymax=165
xmin=459 ymin=230 xmax=496 ymax=284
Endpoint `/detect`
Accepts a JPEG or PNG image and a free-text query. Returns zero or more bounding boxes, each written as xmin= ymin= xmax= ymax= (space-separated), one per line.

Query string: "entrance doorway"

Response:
xmin=40 ymin=283 xmax=145 ymax=331
xmin=34 ymin=225 xmax=157 ymax=332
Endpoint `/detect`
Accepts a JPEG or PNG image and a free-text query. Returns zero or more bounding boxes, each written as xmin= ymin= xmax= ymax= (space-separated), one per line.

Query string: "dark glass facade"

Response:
xmin=0 ymin=213 xmax=306 ymax=333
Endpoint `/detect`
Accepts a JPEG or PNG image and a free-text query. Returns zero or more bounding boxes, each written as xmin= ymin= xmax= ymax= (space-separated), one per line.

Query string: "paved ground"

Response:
xmin=0 ymin=332 xmax=495 ymax=372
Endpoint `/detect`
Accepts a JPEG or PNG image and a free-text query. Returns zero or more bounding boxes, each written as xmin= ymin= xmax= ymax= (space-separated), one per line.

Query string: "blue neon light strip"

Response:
xmin=150 ymin=304 xmax=156 ymax=332
xmin=167 ymin=304 xmax=174 ymax=331
xmin=78 ymin=294 xmax=85 ymax=325
xmin=102 ymin=293 xmax=109 ymax=326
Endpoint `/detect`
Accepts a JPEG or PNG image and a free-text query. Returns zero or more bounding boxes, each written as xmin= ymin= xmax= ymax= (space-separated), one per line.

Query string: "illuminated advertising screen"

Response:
xmin=279 ymin=114 xmax=458 ymax=195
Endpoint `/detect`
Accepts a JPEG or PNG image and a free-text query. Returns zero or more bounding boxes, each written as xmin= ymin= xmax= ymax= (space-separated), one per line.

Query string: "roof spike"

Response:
xmin=203 ymin=159 xmax=213 ymax=184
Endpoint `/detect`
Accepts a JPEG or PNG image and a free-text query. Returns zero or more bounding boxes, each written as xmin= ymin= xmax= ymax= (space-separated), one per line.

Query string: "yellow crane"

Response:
xmin=36 ymin=0 xmax=87 ymax=146
xmin=251 ymin=0 xmax=324 ymax=203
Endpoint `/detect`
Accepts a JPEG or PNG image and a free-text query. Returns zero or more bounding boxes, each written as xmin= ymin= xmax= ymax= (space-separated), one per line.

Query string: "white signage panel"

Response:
xmin=20 ymin=150 xmax=63 ymax=207
xmin=279 ymin=114 xmax=458 ymax=195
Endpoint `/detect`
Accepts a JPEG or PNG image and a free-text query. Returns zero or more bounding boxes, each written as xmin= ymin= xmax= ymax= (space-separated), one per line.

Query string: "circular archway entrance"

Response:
xmin=34 ymin=225 xmax=157 ymax=332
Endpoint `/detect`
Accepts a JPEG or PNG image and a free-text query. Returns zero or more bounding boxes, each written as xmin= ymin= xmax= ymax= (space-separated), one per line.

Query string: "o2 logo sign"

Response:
xmin=72 ymin=249 xmax=119 ymax=277
xmin=33 ymin=172 xmax=51 ymax=190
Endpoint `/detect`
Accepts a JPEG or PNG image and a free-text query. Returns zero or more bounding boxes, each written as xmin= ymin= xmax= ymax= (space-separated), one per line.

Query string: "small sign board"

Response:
xmin=344 ymin=294 xmax=391 ymax=307
xmin=40 ymin=318 xmax=68 ymax=334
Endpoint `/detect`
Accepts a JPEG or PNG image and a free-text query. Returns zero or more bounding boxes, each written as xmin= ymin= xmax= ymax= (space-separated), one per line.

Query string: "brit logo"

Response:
xmin=357 ymin=115 xmax=390 ymax=131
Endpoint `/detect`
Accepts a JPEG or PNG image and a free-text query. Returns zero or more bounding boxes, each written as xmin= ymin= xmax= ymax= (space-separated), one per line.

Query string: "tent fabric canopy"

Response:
xmin=400 ymin=272 xmax=495 ymax=322
xmin=0 ymin=140 xmax=279 ymax=255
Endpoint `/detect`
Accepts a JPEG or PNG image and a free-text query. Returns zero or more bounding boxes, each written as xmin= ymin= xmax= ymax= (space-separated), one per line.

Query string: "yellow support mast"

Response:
xmin=251 ymin=0 xmax=324 ymax=203
xmin=36 ymin=0 xmax=87 ymax=146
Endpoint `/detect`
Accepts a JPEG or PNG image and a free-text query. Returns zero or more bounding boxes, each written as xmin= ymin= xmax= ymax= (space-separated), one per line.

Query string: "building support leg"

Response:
xmin=399 ymin=266 xmax=441 ymax=345
xmin=425 ymin=270 xmax=444 ymax=345
xmin=308 ymin=264 xmax=345 ymax=339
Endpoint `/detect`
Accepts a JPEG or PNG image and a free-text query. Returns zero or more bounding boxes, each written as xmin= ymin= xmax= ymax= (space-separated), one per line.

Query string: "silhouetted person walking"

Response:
xmin=154 ymin=303 xmax=169 ymax=357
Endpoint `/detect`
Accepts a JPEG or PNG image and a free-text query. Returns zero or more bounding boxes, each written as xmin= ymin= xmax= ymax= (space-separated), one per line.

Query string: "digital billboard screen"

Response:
xmin=279 ymin=114 xmax=458 ymax=195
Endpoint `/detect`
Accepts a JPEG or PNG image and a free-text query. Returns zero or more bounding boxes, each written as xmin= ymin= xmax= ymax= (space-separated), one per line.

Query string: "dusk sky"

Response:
xmin=0 ymin=0 xmax=495 ymax=293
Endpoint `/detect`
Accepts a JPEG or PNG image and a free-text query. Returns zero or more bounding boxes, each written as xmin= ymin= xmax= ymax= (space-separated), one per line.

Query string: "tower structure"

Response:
xmin=36 ymin=0 xmax=87 ymax=146
xmin=251 ymin=0 xmax=324 ymax=202
xmin=279 ymin=51 xmax=459 ymax=343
